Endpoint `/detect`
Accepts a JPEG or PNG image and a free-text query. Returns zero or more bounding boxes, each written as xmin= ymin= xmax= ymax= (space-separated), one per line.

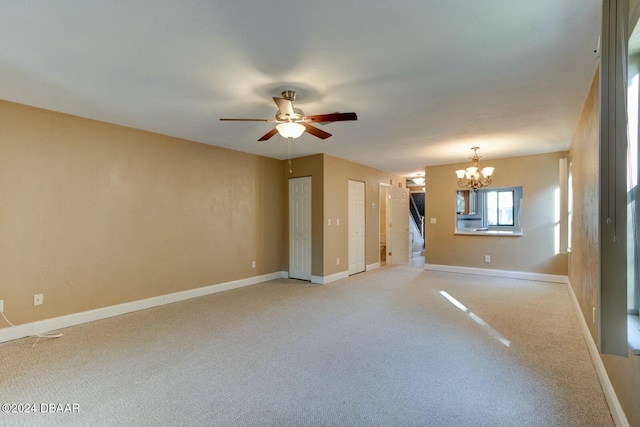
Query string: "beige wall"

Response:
xmin=282 ymin=153 xmax=403 ymax=278
xmin=568 ymin=69 xmax=601 ymax=342
xmin=569 ymin=69 xmax=640 ymax=426
xmin=0 ymin=99 xmax=283 ymax=325
xmin=425 ymin=151 xmax=568 ymax=275
xmin=323 ymin=155 xmax=403 ymax=276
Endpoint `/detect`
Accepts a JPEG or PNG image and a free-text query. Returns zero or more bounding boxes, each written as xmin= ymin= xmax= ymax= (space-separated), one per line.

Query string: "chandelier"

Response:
xmin=455 ymin=147 xmax=495 ymax=190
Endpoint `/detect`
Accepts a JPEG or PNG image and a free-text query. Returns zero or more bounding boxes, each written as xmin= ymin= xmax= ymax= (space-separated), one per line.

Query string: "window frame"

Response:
xmin=485 ymin=189 xmax=515 ymax=227
xmin=628 ymin=53 xmax=640 ymax=316
xmin=481 ymin=186 xmax=522 ymax=232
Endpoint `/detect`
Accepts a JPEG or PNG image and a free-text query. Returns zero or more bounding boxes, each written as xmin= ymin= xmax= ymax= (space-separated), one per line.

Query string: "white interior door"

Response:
xmin=289 ymin=177 xmax=312 ymax=281
xmin=348 ymin=180 xmax=365 ymax=275
xmin=389 ymin=186 xmax=410 ymax=264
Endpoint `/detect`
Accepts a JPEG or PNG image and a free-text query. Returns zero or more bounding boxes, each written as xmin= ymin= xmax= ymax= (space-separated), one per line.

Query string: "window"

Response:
xmin=486 ymin=190 xmax=514 ymax=226
xmin=567 ymin=160 xmax=573 ymax=253
xmin=626 ymin=33 xmax=640 ymax=354
xmin=628 ymin=53 xmax=639 ymax=317
xmin=598 ymin=0 xmax=631 ymax=356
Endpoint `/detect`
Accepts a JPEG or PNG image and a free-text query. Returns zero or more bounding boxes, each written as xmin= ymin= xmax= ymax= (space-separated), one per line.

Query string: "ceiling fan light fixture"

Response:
xmin=276 ymin=122 xmax=305 ymax=139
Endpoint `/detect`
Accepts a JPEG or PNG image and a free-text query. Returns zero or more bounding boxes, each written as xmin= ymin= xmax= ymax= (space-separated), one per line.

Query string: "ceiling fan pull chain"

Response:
xmin=288 ymin=137 xmax=292 ymax=173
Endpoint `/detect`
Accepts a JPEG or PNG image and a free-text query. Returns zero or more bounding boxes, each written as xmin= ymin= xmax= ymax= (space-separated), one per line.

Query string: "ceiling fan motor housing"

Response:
xmin=281 ymin=90 xmax=297 ymax=101
xmin=276 ymin=108 xmax=303 ymax=122
xmin=275 ymin=90 xmax=302 ymax=121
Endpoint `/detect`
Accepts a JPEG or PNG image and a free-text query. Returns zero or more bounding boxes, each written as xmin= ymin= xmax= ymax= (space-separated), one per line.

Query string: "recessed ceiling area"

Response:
xmin=0 ymin=1 xmax=601 ymax=177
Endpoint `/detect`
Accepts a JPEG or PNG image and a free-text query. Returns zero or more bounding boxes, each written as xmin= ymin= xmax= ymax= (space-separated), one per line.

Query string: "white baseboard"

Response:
xmin=566 ymin=280 xmax=629 ymax=427
xmin=311 ymin=270 xmax=349 ymax=285
xmin=424 ymin=264 xmax=568 ymax=284
xmin=366 ymin=262 xmax=380 ymax=271
xmin=0 ymin=271 xmax=286 ymax=344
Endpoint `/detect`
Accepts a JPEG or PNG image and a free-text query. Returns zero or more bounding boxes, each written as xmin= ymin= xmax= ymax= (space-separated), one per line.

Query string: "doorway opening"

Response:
xmin=379 ymin=183 xmax=391 ymax=266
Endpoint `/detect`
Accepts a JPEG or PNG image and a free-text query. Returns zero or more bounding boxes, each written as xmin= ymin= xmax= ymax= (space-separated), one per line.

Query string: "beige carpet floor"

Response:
xmin=0 ymin=264 xmax=614 ymax=426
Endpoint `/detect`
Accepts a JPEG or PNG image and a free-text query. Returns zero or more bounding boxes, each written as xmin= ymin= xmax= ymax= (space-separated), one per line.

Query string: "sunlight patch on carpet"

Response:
xmin=439 ymin=290 xmax=511 ymax=347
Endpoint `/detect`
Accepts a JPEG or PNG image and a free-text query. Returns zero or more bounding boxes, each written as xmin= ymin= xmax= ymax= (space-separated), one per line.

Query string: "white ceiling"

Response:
xmin=0 ymin=1 xmax=601 ymax=178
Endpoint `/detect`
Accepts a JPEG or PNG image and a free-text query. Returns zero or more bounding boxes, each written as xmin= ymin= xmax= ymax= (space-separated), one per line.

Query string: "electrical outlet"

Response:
xmin=484 ymin=255 xmax=491 ymax=263
xmin=336 ymin=257 xmax=340 ymax=265
xmin=252 ymin=261 xmax=256 ymax=268
xmin=34 ymin=293 xmax=43 ymax=306
xmin=336 ymin=219 xmax=340 ymax=226
xmin=0 ymin=299 xmax=3 ymax=313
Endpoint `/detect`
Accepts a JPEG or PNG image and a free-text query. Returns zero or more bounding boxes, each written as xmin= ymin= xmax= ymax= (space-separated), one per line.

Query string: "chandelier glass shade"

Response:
xmin=455 ymin=147 xmax=494 ymax=190
xmin=276 ymin=122 xmax=306 ymax=139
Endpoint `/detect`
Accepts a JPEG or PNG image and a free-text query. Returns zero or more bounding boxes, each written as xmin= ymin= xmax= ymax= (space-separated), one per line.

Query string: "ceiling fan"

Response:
xmin=220 ymin=90 xmax=357 ymax=141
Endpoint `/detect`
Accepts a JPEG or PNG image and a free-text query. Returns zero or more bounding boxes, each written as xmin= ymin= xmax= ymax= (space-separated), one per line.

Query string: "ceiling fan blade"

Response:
xmin=220 ymin=118 xmax=273 ymax=122
xmin=303 ymin=123 xmax=332 ymax=139
xmin=258 ymin=128 xmax=279 ymax=141
xmin=273 ymin=97 xmax=294 ymax=117
xmin=302 ymin=112 xmax=358 ymax=123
